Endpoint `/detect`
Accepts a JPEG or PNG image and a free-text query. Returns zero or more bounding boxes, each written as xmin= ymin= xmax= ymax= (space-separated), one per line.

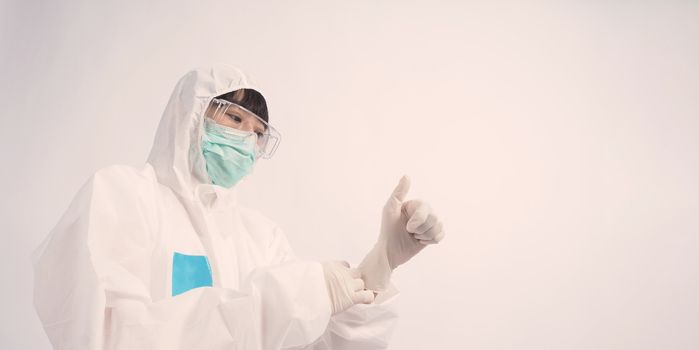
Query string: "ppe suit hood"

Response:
xmin=147 ymin=64 xmax=264 ymax=206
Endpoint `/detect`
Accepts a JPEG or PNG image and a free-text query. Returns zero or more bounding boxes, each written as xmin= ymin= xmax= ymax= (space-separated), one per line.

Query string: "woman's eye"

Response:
xmin=255 ymin=131 xmax=264 ymax=138
xmin=227 ymin=114 xmax=242 ymax=123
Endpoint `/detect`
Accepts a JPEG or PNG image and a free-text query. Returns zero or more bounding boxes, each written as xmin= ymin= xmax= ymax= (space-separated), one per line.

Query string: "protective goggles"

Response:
xmin=204 ymin=98 xmax=281 ymax=159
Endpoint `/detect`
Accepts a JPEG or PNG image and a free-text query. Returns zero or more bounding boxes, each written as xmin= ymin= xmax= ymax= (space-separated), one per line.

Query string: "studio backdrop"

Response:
xmin=2 ymin=1 xmax=698 ymax=349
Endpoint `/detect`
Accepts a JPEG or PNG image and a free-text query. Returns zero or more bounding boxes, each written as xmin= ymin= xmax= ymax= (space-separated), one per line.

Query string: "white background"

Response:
xmin=2 ymin=1 xmax=698 ymax=349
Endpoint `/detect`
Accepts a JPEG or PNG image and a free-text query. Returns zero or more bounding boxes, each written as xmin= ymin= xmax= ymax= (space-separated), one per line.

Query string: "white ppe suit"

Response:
xmin=32 ymin=65 xmax=398 ymax=350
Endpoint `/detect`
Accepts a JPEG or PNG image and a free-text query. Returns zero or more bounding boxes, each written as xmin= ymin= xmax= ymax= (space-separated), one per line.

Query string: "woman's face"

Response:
xmin=205 ymin=101 xmax=266 ymax=138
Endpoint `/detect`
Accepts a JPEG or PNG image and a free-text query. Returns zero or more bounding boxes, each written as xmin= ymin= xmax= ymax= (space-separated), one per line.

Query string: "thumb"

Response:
xmin=389 ymin=175 xmax=411 ymax=203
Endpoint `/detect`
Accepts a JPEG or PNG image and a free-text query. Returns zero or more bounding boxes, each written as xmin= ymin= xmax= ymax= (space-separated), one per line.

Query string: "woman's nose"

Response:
xmin=238 ymin=122 xmax=256 ymax=133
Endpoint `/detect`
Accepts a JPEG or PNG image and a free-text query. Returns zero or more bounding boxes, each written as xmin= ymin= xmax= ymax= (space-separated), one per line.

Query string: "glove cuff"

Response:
xmin=358 ymin=241 xmax=393 ymax=291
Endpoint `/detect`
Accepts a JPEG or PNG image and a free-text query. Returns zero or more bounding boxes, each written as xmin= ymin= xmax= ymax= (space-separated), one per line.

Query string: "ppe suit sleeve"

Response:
xmin=32 ymin=166 xmax=331 ymax=350
xmin=268 ymin=228 xmax=400 ymax=350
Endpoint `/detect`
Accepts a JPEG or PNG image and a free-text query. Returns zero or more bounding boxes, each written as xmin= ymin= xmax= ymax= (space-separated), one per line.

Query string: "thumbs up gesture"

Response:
xmin=359 ymin=176 xmax=445 ymax=291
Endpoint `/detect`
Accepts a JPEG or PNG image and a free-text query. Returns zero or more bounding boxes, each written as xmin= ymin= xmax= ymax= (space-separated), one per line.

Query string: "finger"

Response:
xmin=352 ymin=278 xmax=365 ymax=291
xmin=402 ymin=199 xmax=419 ymax=216
xmin=434 ymin=230 xmax=446 ymax=243
xmin=413 ymin=221 xmax=442 ymax=240
xmin=390 ymin=175 xmax=411 ymax=203
xmin=352 ymin=290 xmax=375 ymax=304
xmin=412 ymin=213 xmax=438 ymax=235
xmin=349 ymin=268 xmax=361 ymax=278
xmin=403 ymin=199 xmax=431 ymax=219
xmin=418 ymin=230 xmax=445 ymax=245
xmin=404 ymin=201 xmax=431 ymax=233
xmin=418 ymin=238 xmax=436 ymax=245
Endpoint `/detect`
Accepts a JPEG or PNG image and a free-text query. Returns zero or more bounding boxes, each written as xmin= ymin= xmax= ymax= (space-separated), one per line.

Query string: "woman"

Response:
xmin=33 ymin=64 xmax=445 ymax=349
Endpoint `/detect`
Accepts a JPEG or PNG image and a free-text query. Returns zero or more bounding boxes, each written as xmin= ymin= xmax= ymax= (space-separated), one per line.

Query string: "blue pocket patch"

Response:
xmin=172 ymin=252 xmax=213 ymax=296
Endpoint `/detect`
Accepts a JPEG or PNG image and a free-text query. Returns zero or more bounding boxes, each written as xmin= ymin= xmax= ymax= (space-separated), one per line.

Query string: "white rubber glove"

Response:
xmin=322 ymin=261 xmax=375 ymax=315
xmin=359 ymin=176 xmax=445 ymax=291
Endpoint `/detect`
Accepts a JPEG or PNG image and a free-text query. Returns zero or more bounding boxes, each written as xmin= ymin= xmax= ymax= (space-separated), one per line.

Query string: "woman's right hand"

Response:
xmin=322 ymin=261 xmax=375 ymax=315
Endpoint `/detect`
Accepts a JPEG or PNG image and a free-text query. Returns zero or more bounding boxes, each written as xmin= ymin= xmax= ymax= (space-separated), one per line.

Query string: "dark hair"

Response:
xmin=216 ymin=89 xmax=269 ymax=123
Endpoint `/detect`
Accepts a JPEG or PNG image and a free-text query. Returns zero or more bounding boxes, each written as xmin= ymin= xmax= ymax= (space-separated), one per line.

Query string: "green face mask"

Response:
xmin=201 ymin=119 xmax=257 ymax=188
